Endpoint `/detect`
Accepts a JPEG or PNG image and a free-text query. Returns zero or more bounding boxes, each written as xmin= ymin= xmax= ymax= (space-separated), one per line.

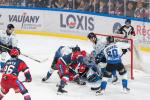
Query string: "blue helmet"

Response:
xmin=125 ymin=19 xmax=131 ymax=24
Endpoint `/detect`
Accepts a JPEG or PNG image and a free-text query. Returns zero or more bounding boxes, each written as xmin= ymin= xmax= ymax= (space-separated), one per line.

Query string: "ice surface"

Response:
xmin=1 ymin=34 xmax=150 ymax=100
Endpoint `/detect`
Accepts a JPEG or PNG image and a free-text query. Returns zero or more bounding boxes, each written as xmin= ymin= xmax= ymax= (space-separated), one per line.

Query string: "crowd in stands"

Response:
xmin=0 ymin=0 xmax=150 ymax=19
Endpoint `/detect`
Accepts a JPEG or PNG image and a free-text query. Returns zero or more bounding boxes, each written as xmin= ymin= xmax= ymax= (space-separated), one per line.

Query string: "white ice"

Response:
xmin=1 ymin=34 xmax=150 ymax=100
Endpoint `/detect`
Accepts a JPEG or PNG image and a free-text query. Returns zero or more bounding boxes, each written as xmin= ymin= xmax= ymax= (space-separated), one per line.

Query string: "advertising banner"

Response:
xmin=0 ymin=9 xmax=44 ymax=31
xmin=0 ymin=8 xmax=149 ymax=48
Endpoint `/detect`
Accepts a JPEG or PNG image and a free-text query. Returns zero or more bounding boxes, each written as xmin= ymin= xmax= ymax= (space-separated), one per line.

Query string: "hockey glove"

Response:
xmin=122 ymin=49 xmax=128 ymax=55
xmin=24 ymin=71 xmax=32 ymax=82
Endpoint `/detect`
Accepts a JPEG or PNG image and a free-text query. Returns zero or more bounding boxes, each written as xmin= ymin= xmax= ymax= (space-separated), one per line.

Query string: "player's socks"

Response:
xmin=57 ymin=80 xmax=67 ymax=94
xmin=42 ymin=71 xmax=52 ymax=81
xmin=122 ymin=79 xmax=130 ymax=93
xmin=122 ymin=79 xmax=128 ymax=88
xmin=0 ymin=94 xmax=3 ymax=100
xmin=96 ymin=81 xmax=107 ymax=95
xmin=24 ymin=95 xmax=31 ymax=100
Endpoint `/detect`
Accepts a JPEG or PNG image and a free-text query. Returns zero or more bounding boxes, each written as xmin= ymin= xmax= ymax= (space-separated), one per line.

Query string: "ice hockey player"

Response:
xmin=56 ymin=46 xmax=86 ymax=94
xmin=42 ymin=46 xmax=72 ymax=82
xmin=0 ymin=24 xmax=18 ymax=70
xmin=79 ymin=50 xmax=102 ymax=83
xmin=0 ymin=48 xmax=32 ymax=100
xmin=95 ymin=36 xmax=130 ymax=95
xmin=87 ymin=32 xmax=118 ymax=83
xmin=117 ymin=19 xmax=135 ymax=38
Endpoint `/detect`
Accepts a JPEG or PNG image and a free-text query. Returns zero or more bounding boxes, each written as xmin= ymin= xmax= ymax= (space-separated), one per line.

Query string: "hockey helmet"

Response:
xmin=106 ymin=36 xmax=114 ymax=44
xmin=7 ymin=24 xmax=15 ymax=30
xmin=87 ymin=32 xmax=97 ymax=39
xmin=79 ymin=65 xmax=86 ymax=73
xmin=81 ymin=50 xmax=86 ymax=57
xmin=125 ymin=19 xmax=131 ymax=25
xmin=10 ymin=48 xmax=20 ymax=57
xmin=72 ymin=45 xmax=81 ymax=52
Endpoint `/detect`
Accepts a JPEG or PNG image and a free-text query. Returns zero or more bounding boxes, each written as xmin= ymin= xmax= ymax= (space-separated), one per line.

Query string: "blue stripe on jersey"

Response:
xmin=107 ymin=59 xmax=122 ymax=64
xmin=62 ymin=53 xmax=72 ymax=65
xmin=16 ymin=80 xmax=25 ymax=91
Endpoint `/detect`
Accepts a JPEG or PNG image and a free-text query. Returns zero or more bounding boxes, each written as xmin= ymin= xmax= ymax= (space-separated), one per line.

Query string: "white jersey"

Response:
xmin=93 ymin=39 xmax=107 ymax=55
xmin=103 ymin=42 xmax=130 ymax=64
xmin=0 ymin=30 xmax=18 ymax=47
xmin=60 ymin=46 xmax=72 ymax=56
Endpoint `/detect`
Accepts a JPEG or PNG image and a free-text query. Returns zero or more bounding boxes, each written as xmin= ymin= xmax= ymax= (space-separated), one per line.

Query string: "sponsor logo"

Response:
xmin=9 ymin=12 xmax=41 ymax=29
xmin=136 ymin=25 xmax=150 ymax=40
xmin=60 ymin=14 xmax=94 ymax=31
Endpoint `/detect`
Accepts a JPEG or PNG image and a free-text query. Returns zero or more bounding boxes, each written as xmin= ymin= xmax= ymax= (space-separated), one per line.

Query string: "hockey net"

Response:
xmin=95 ymin=33 xmax=137 ymax=80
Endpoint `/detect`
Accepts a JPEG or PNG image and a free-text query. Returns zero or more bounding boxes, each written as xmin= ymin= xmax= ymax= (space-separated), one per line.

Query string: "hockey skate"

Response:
xmin=57 ymin=86 xmax=68 ymax=95
xmin=42 ymin=77 xmax=48 ymax=82
xmin=75 ymin=78 xmax=86 ymax=85
xmin=112 ymin=76 xmax=119 ymax=85
xmin=96 ymin=88 xmax=105 ymax=95
xmin=123 ymin=87 xmax=130 ymax=94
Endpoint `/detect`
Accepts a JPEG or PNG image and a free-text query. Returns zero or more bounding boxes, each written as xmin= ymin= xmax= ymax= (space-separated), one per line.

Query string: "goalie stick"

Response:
xmin=0 ymin=45 xmax=48 ymax=63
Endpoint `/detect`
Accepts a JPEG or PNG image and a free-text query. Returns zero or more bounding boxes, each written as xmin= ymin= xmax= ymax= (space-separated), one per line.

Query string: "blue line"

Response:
xmin=0 ymin=6 xmax=150 ymax=22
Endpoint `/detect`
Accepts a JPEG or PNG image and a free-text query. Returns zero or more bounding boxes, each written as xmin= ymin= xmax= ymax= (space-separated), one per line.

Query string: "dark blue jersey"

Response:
xmin=3 ymin=58 xmax=28 ymax=76
xmin=60 ymin=53 xmax=72 ymax=65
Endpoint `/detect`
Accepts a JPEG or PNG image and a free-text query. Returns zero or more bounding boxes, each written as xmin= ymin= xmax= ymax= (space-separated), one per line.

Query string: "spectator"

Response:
xmin=107 ymin=0 xmax=115 ymax=15
xmin=115 ymin=0 xmax=124 ymax=16
xmin=77 ymin=0 xmax=89 ymax=11
xmin=126 ymin=1 xmax=135 ymax=17
xmin=84 ymin=0 xmax=95 ymax=12
xmin=67 ymin=0 xmax=74 ymax=9
xmin=0 ymin=0 xmax=9 ymax=6
xmin=12 ymin=0 xmax=24 ymax=6
xmin=35 ymin=0 xmax=49 ymax=7
xmin=98 ymin=0 xmax=108 ymax=14
xmin=134 ymin=1 xmax=147 ymax=19
xmin=26 ymin=0 xmax=36 ymax=7
xmin=53 ymin=0 xmax=69 ymax=9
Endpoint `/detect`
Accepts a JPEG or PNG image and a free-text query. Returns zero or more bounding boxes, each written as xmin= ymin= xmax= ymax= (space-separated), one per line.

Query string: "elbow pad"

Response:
xmin=24 ymin=69 xmax=32 ymax=82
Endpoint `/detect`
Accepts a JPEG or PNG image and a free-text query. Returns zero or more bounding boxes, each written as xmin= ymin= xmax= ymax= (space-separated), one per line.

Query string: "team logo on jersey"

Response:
xmin=8 ymin=12 xmax=41 ymax=29
xmin=113 ymin=22 xmax=122 ymax=34
xmin=60 ymin=14 xmax=94 ymax=31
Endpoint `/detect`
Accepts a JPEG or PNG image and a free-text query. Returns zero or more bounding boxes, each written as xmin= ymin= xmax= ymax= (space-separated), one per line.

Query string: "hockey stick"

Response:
xmin=0 ymin=45 xmax=48 ymax=63
xmin=20 ymin=53 xmax=48 ymax=63
xmin=91 ymin=86 xmax=101 ymax=90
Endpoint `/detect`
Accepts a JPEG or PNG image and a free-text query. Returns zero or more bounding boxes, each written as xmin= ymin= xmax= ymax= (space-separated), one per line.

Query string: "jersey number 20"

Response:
xmin=107 ymin=49 xmax=118 ymax=58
